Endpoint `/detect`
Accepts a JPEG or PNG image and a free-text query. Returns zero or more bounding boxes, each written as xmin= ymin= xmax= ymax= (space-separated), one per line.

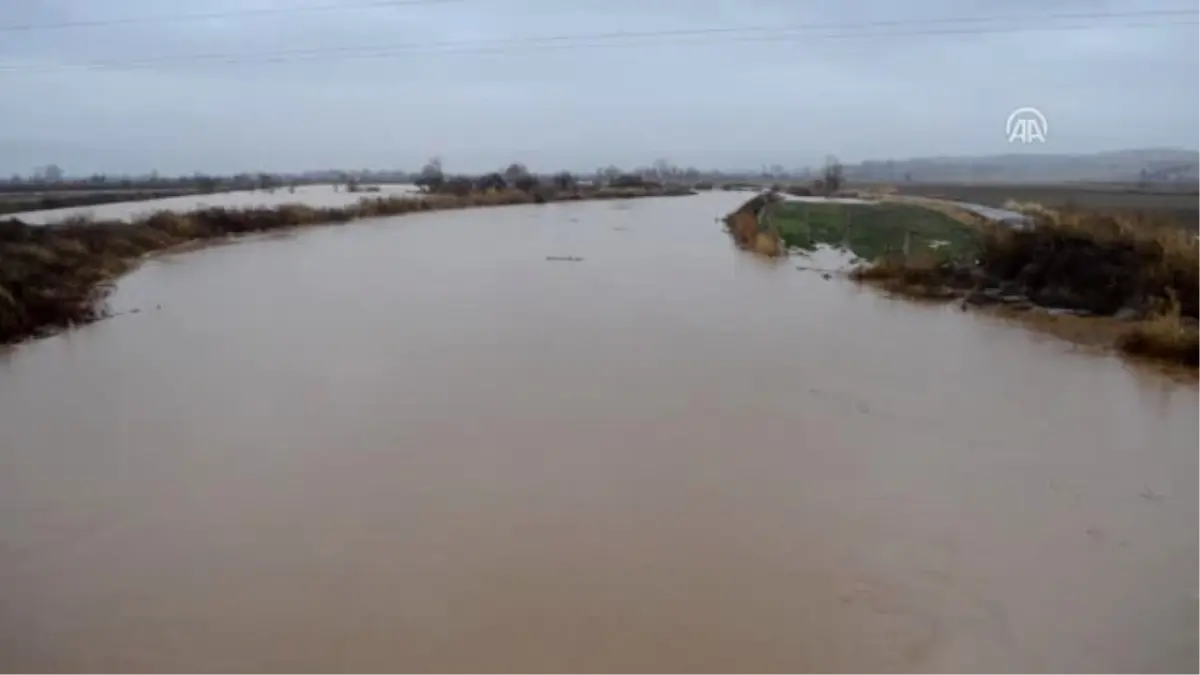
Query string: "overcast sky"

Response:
xmin=0 ymin=0 xmax=1196 ymax=175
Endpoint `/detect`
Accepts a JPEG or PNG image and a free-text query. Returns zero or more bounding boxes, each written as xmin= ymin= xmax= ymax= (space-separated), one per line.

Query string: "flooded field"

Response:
xmin=8 ymin=183 xmax=422 ymax=225
xmin=0 ymin=192 xmax=1195 ymax=672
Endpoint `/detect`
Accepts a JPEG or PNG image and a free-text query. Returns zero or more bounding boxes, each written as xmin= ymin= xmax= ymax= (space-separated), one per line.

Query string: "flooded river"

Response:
xmin=0 ymin=192 xmax=1195 ymax=672
xmin=8 ymin=184 xmax=423 ymax=225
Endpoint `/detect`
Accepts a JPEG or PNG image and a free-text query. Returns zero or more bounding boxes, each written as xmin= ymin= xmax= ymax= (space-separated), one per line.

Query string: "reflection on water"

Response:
xmin=0 ymin=193 xmax=1195 ymax=672
xmin=949 ymin=200 xmax=1033 ymax=226
xmin=9 ymin=183 xmax=423 ymax=225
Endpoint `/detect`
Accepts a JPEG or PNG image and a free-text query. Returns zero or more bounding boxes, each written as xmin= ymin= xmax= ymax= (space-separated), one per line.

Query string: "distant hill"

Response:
xmin=842 ymin=149 xmax=1199 ymax=185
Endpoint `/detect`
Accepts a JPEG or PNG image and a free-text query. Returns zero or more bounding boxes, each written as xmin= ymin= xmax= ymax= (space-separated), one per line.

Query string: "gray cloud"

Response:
xmin=0 ymin=0 xmax=1196 ymax=175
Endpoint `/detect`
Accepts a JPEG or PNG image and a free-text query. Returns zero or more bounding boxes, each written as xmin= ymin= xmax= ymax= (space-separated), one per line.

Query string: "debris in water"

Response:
xmin=795 ymin=265 xmax=845 ymax=278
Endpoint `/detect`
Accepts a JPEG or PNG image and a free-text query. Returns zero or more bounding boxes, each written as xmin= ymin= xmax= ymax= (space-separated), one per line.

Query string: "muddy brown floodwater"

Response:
xmin=0 ymin=193 xmax=1196 ymax=673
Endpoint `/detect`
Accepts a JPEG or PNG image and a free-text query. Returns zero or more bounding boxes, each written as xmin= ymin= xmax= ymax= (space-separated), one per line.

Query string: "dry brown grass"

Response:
xmin=726 ymin=211 xmax=758 ymax=248
xmin=849 ymin=249 xmax=951 ymax=284
xmin=985 ymin=205 xmax=1199 ymax=317
xmin=847 ymin=204 xmax=1199 ymax=368
xmin=854 ymin=203 xmax=1198 ymax=310
xmin=722 ymin=194 xmax=786 ymax=258
xmin=880 ymin=194 xmax=987 ymax=228
xmin=1001 ymin=199 xmax=1057 ymax=218
xmin=849 ymin=251 xmax=966 ymax=301
xmin=752 ymin=231 xmax=784 ymax=257
xmin=1115 ymin=293 xmax=1199 ymax=366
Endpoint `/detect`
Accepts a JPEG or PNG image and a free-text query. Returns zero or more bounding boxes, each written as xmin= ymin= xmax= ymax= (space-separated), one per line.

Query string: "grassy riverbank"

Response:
xmin=0 ymin=185 xmax=692 ymax=345
xmin=723 ymin=197 xmax=982 ymax=262
xmin=772 ymin=200 xmax=977 ymax=260
xmin=860 ymin=208 xmax=1198 ymax=367
xmin=723 ymin=194 xmax=1199 ymax=368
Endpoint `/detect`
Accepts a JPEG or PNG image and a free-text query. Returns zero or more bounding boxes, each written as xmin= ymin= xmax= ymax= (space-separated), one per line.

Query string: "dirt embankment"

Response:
xmin=0 ymin=186 xmax=693 ymax=345
xmin=722 ymin=192 xmax=786 ymax=257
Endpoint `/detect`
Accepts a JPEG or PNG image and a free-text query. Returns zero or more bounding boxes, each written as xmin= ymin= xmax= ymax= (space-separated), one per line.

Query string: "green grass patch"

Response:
xmin=772 ymin=201 xmax=979 ymax=261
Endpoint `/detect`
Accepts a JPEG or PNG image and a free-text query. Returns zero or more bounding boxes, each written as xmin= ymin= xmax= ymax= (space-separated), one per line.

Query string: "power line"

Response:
xmin=1 ymin=12 xmax=1195 ymax=74
xmin=3 ymin=4 xmax=1193 ymax=34
xmin=0 ymin=0 xmax=466 ymax=32
xmin=0 ymin=4 xmax=1195 ymax=33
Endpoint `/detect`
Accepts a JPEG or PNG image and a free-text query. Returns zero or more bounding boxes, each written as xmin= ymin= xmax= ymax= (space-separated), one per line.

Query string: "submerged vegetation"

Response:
xmin=0 ymin=184 xmax=692 ymax=345
xmin=724 ymin=192 xmax=1199 ymax=368
xmin=1115 ymin=293 xmax=1199 ymax=366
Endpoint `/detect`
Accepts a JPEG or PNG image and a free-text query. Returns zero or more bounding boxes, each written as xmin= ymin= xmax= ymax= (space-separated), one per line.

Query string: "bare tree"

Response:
xmin=416 ymin=156 xmax=445 ymax=193
xmin=503 ymin=162 xmax=529 ymax=183
xmin=476 ymin=172 xmax=507 ymax=192
xmin=513 ymin=173 xmax=540 ymax=194
xmin=822 ymin=155 xmax=844 ymax=196
xmin=197 ymin=176 xmax=220 ymax=193
xmin=443 ymin=176 xmax=474 ymax=197
xmin=600 ymin=165 xmax=622 ymax=185
xmin=552 ymin=171 xmax=576 ymax=192
xmin=652 ymin=158 xmax=674 ymax=179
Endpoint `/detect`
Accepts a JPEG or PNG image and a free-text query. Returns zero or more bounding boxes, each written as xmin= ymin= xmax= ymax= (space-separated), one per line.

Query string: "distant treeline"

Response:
xmin=0 ymin=174 xmax=304 ymax=194
xmin=0 ymin=159 xmax=820 ymax=196
xmin=0 ymin=163 xmax=719 ymax=216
